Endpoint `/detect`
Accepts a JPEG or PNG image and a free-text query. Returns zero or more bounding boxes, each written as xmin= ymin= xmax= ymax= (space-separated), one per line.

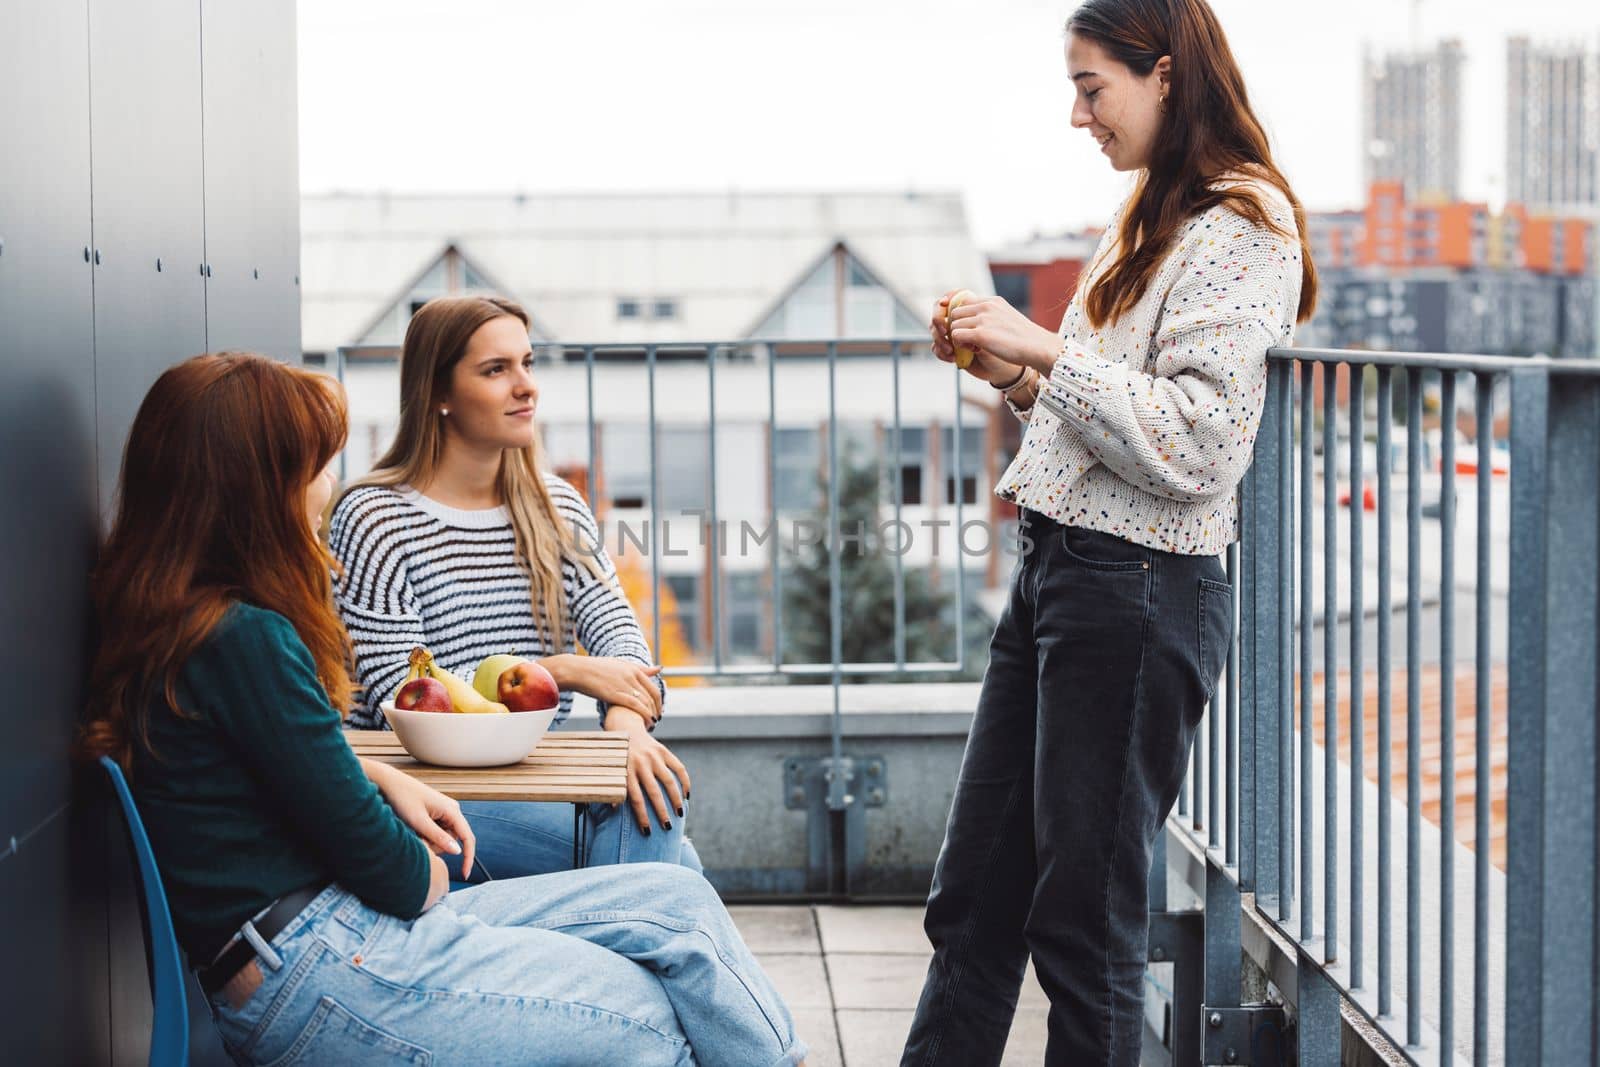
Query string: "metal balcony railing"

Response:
xmin=337 ymin=338 xmax=989 ymax=685
xmin=337 ymin=337 xmax=991 ymax=895
xmin=339 ymin=337 xmax=1600 ymax=1064
xmin=1162 ymin=346 xmax=1600 ymax=1066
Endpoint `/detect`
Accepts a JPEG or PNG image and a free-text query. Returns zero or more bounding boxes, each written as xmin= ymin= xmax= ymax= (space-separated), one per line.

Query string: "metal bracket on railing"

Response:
xmin=783 ymin=756 xmax=888 ymax=895
xmin=1201 ymin=1004 xmax=1288 ymax=1066
xmin=1149 ymin=910 xmax=1203 ymax=1064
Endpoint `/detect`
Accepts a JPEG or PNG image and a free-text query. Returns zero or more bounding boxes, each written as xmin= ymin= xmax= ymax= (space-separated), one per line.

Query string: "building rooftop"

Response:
xmin=300 ymin=190 xmax=995 ymax=351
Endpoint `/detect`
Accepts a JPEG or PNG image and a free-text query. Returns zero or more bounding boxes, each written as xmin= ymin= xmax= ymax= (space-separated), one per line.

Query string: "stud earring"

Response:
xmin=441 ymin=407 xmax=450 ymax=416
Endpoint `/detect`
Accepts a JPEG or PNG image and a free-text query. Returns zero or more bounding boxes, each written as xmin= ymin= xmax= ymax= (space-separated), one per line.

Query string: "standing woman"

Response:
xmin=330 ymin=295 xmax=700 ymax=876
xmin=904 ymin=1 xmax=1316 ymax=1063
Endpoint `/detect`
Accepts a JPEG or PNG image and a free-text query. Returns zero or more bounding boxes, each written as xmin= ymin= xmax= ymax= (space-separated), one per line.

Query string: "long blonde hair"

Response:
xmin=352 ymin=295 xmax=603 ymax=648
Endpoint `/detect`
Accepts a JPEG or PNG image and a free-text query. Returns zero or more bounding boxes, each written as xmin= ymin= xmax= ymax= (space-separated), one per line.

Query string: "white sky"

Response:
xmin=296 ymin=0 xmax=1600 ymax=248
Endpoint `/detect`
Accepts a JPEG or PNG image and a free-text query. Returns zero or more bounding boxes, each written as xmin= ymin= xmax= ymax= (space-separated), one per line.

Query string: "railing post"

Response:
xmin=1505 ymin=365 xmax=1600 ymax=1066
xmin=1295 ymin=951 xmax=1342 ymax=1067
xmin=1239 ymin=358 xmax=1286 ymax=907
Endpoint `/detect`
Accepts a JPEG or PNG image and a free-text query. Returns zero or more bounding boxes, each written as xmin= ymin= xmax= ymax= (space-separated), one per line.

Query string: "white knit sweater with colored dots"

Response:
xmin=996 ymin=177 xmax=1303 ymax=556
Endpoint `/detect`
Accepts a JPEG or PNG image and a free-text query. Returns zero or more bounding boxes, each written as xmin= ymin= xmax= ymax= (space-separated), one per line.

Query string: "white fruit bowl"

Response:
xmin=380 ymin=703 xmax=558 ymax=767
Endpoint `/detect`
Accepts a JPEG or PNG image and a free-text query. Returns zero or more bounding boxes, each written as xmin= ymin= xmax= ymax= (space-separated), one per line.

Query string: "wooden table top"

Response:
xmin=346 ymin=729 xmax=628 ymax=804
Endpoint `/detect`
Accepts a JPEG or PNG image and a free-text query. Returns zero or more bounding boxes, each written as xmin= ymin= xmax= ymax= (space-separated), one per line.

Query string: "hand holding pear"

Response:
xmin=945 ymin=289 xmax=978 ymax=369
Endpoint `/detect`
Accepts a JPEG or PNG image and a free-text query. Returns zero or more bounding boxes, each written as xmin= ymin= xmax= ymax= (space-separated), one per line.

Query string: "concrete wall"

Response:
xmin=636 ymin=683 xmax=982 ymax=896
xmin=0 ymin=2 xmax=300 ymax=1060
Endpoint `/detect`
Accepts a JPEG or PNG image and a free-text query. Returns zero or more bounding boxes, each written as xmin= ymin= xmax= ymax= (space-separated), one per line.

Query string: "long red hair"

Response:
xmin=1067 ymin=0 xmax=1319 ymax=328
xmin=80 ymin=353 xmax=353 ymax=768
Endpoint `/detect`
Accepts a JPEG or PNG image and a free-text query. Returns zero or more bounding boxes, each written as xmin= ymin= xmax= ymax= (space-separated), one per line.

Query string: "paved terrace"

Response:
xmin=731 ymin=904 xmax=1169 ymax=1066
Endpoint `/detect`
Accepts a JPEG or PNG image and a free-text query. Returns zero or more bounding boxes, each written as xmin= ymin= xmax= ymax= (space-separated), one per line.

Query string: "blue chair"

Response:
xmin=100 ymin=755 xmax=190 ymax=1067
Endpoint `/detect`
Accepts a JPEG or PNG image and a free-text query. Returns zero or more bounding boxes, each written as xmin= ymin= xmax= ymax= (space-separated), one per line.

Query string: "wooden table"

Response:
xmin=348 ymin=730 xmax=628 ymax=868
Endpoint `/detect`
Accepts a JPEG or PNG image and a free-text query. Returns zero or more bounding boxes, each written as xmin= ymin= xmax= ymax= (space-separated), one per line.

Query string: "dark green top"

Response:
xmin=132 ymin=603 xmax=430 ymax=961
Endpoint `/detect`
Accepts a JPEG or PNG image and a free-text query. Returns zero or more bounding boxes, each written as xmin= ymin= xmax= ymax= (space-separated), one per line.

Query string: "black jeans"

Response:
xmin=902 ymin=510 xmax=1233 ymax=1066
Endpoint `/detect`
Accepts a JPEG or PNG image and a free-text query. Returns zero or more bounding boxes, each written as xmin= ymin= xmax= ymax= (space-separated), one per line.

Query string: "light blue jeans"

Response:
xmin=454 ymin=793 xmax=703 ymax=882
xmin=206 ymin=867 xmax=807 ymax=1066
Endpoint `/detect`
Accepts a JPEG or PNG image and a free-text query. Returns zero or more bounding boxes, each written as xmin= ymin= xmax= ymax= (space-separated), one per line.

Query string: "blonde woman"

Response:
xmin=330 ymin=295 xmax=700 ymax=877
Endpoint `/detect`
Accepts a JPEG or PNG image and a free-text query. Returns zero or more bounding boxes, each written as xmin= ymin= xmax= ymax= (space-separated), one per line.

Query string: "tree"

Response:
xmin=780 ymin=443 xmax=991 ymax=683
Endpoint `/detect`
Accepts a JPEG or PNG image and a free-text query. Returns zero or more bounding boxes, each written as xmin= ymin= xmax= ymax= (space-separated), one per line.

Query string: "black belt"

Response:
xmin=197 ymin=885 xmax=326 ymax=995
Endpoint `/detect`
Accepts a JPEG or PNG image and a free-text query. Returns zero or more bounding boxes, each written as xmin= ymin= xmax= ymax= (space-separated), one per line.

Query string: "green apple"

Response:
xmin=473 ymin=654 xmax=528 ymax=701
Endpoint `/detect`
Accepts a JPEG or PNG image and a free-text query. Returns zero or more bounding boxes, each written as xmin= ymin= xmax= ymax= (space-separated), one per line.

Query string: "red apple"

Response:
xmin=498 ymin=661 xmax=559 ymax=712
xmin=394 ymin=676 xmax=452 ymax=712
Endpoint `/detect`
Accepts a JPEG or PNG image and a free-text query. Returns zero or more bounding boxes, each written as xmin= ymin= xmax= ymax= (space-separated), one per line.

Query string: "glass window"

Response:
xmin=720 ymin=572 xmax=766 ymax=660
xmin=784 ymin=292 xmax=833 ymax=338
xmin=845 ymin=287 xmax=894 ymax=336
xmin=892 ymin=301 xmax=924 ymax=334
xmin=729 ymin=612 xmax=760 ymax=655
xmin=795 ymin=258 xmax=833 ymax=292
xmin=889 ymin=427 xmax=925 ymax=506
xmin=714 ymin=424 xmax=764 ymax=522
xmin=774 ymin=428 xmax=820 ymax=512
xmin=653 ymin=299 xmax=678 ymax=319
xmin=666 ymin=574 xmax=700 ymax=653
xmin=657 ymin=427 xmax=709 ymax=512
xmin=942 ymin=426 xmax=983 ymax=506
xmin=617 ymin=299 xmax=641 ymax=320
xmin=602 ymin=424 xmax=651 ymax=509
xmin=360 ymin=257 xmax=452 ymax=345
xmin=750 ymin=250 xmax=921 ymax=340
xmin=993 ymin=272 xmax=1031 ymax=322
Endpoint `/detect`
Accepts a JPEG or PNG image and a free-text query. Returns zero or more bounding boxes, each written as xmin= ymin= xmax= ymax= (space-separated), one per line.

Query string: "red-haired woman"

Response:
xmin=904 ymin=1 xmax=1318 ymax=1063
xmin=80 ymin=354 xmax=807 ymax=1066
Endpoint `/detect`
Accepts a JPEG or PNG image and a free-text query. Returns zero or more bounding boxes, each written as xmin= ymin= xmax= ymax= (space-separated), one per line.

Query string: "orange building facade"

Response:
xmin=1328 ymin=180 xmax=1592 ymax=277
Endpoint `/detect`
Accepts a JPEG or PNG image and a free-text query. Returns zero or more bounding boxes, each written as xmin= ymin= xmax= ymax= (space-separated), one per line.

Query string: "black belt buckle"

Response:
xmin=197 ymin=884 xmax=325 ymax=996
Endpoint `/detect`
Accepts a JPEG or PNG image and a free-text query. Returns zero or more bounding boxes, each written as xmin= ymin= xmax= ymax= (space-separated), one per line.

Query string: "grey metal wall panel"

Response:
xmin=4 ymin=0 xmax=297 ymax=1056
xmin=0 ymin=799 xmax=112 ymax=1065
xmin=0 ymin=0 xmax=100 ymax=851
xmin=87 ymin=3 xmax=213 ymax=1051
xmin=88 ymin=0 xmax=208 ymax=517
xmin=202 ymin=1 xmax=302 ymax=362
xmin=0 ymin=4 xmax=106 ymax=1062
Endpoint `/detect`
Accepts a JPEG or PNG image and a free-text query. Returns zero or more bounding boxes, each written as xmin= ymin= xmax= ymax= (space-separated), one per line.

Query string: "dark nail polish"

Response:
xmin=663 ymin=820 xmax=673 ymax=830
xmin=676 ymin=806 xmax=684 ymax=818
xmin=642 ymin=825 xmax=652 ymax=837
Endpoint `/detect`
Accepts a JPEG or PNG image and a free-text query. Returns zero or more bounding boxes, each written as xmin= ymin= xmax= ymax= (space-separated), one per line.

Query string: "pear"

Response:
xmin=473 ymin=654 xmax=528 ymax=702
xmin=945 ymin=290 xmax=978 ymax=369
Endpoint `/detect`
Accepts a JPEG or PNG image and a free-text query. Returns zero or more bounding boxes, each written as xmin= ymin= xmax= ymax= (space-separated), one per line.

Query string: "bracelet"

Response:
xmin=1003 ymin=369 xmax=1037 ymax=399
xmin=991 ymin=366 xmax=1028 ymax=392
xmin=1005 ymin=369 xmax=1040 ymax=409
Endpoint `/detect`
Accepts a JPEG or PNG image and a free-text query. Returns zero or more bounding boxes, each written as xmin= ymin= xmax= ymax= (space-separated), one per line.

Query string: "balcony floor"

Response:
xmin=733 ymin=905 xmax=1169 ymax=1066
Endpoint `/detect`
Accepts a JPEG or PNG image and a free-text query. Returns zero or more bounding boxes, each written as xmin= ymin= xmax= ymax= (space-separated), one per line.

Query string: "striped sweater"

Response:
xmin=328 ymin=478 xmax=663 ymax=730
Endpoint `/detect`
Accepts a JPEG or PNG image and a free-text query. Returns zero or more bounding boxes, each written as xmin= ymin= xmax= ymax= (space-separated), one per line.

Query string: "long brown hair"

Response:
xmin=352 ymin=296 xmax=604 ymax=649
xmin=1067 ymin=0 xmax=1318 ymax=328
xmin=80 ymin=353 xmax=353 ymax=767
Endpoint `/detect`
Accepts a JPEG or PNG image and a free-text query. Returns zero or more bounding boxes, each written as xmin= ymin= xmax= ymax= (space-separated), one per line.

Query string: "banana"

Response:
xmin=406 ymin=647 xmax=510 ymax=714
xmin=946 ymin=290 xmax=977 ymax=369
